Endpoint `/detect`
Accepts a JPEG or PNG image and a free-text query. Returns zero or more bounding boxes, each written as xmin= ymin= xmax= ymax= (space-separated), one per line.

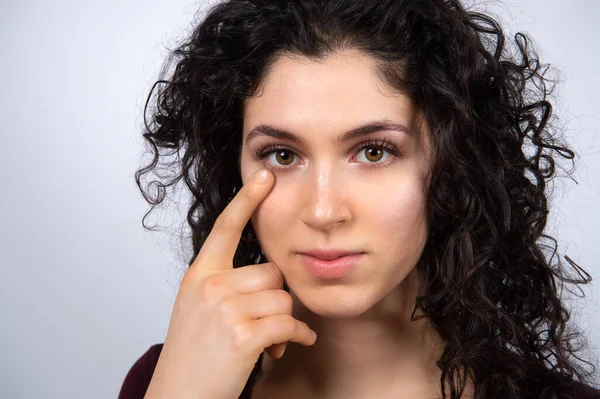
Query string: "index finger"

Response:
xmin=192 ymin=168 xmax=273 ymax=271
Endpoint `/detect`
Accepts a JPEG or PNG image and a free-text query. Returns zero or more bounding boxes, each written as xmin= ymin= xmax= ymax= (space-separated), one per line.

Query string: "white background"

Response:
xmin=1 ymin=0 xmax=598 ymax=398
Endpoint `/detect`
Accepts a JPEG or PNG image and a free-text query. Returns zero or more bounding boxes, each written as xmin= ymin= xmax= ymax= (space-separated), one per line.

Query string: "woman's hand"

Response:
xmin=144 ymin=168 xmax=317 ymax=399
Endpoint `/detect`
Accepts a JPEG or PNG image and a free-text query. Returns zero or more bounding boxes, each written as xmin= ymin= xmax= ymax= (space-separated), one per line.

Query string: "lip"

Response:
xmin=298 ymin=249 xmax=364 ymax=260
xmin=298 ymin=252 xmax=364 ymax=279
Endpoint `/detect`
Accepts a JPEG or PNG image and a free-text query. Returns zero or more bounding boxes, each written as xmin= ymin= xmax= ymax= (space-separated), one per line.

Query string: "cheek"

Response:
xmin=250 ymin=189 xmax=296 ymax=252
xmin=367 ymin=178 xmax=429 ymax=249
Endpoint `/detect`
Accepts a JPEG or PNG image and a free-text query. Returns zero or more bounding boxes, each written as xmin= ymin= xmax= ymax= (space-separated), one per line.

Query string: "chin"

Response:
xmin=289 ymin=283 xmax=379 ymax=319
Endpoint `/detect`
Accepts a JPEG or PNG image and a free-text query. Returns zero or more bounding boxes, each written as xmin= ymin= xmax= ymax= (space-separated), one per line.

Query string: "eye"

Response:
xmin=355 ymin=143 xmax=392 ymax=163
xmin=261 ymin=148 xmax=300 ymax=167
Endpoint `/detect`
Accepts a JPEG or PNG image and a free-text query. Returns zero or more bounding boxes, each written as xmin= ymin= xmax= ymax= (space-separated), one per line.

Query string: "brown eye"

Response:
xmin=364 ymin=147 xmax=384 ymax=162
xmin=275 ymin=150 xmax=294 ymax=165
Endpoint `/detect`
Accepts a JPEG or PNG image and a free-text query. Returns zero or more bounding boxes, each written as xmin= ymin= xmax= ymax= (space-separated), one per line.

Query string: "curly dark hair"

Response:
xmin=134 ymin=0 xmax=598 ymax=397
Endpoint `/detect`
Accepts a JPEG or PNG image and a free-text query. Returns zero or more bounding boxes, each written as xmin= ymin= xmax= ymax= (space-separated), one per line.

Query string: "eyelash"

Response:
xmin=251 ymin=138 xmax=403 ymax=171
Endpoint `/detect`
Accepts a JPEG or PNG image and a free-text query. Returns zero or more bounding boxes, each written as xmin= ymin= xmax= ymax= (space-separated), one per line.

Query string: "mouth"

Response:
xmin=297 ymin=251 xmax=365 ymax=279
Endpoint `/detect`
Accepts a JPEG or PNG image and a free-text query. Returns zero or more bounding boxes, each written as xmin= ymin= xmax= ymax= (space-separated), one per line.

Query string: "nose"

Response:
xmin=300 ymin=167 xmax=352 ymax=231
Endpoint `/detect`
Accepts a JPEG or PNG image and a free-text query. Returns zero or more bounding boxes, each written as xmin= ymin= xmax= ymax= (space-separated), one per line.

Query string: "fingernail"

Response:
xmin=255 ymin=169 xmax=269 ymax=183
xmin=311 ymin=330 xmax=317 ymax=341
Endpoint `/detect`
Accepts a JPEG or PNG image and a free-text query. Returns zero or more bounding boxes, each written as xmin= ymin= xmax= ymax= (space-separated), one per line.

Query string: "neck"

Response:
xmin=257 ymin=269 xmax=449 ymax=398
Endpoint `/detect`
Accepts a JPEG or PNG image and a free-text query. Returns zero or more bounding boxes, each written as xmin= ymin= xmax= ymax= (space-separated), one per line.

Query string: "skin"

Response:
xmin=239 ymin=49 xmax=473 ymax=399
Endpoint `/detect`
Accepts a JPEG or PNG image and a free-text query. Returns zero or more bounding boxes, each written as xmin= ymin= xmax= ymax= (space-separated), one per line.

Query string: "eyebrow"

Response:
xmin=244 ymin=119 xmax=412 ymax=146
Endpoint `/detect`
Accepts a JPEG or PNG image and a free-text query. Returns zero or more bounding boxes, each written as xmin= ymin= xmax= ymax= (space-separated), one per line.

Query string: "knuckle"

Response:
xmin=281 ymin=315 xmax=297 ymax=333
xmin=276 ymin=290 xmax=293 ymax=313
xmin=232 ymin=322 xmax=254 ymax=350
xmin=217 ymin=298 xmax=237 ymax=317
xmin=198 ymin=276 xmax=223 ymax=301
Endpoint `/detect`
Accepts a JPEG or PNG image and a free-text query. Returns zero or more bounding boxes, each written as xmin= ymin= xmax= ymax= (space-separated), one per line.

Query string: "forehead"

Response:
xmin=242 ymin=50 xmax=418 ymax=138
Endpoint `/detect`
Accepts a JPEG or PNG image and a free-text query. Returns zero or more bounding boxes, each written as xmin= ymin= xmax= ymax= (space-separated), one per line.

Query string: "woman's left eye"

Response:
xmin=355 ymin=144 xmax=393 ymax=163
xmin=252 ymin=139 xmax=402 ymax=170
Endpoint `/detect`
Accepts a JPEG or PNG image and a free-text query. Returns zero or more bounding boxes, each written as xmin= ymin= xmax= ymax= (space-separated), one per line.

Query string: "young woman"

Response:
xmin=119 ymin=0 xmax=600 ymax=398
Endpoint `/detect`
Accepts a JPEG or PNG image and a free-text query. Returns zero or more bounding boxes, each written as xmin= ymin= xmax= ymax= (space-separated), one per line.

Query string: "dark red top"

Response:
xmin=118 ymin=343 xmax=600 ymax=399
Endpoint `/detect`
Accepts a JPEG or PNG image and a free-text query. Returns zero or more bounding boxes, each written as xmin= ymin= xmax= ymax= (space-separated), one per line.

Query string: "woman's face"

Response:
xmin=240 ymin=50 xmax=432 ymax=318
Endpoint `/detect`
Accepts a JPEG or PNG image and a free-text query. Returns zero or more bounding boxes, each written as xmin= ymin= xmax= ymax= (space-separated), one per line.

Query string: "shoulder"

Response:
xmin=118 ymin=343 xmax=164 ymax=399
